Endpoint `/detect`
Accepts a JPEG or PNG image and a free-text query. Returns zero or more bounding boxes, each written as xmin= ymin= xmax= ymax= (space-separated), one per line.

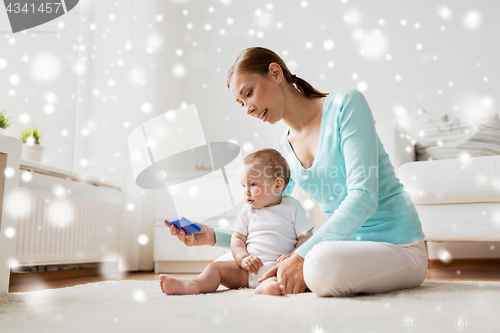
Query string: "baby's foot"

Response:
xmin=255 ymin=279 xmax=286 ymax=296
xmin=159 ymin=274 xmax=200 ymax=295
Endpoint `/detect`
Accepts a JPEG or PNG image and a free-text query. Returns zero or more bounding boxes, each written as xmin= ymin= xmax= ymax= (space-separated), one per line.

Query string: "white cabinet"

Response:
xmin=0 ymin=134 xmax=22 ymax=293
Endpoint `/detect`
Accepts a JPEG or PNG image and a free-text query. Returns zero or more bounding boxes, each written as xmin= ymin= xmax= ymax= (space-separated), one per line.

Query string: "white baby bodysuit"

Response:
xmin=229 ymin=195 xmax=315 ymax=287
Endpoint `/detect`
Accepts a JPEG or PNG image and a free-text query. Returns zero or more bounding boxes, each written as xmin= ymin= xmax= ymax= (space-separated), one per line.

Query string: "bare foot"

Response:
xmin=255 ymin=278 xmax=286 ymax=296
xmin=159 ymin=274 xmax=200 ymax=295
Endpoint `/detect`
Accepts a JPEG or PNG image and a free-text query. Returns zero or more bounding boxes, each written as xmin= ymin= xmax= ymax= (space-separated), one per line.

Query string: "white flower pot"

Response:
xmin=22 ymin=143 xmax=44 ymax=162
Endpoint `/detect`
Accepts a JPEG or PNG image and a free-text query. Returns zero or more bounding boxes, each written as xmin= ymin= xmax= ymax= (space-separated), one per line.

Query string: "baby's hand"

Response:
xmin=241 ymin=255 xmax=263 ymax=274
xmin=277 ymin=254 xmax=292 ymax=263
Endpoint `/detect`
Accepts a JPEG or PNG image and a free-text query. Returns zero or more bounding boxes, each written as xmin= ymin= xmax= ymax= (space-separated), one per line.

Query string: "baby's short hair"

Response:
xmin=243 ymin=148 xmax=291 ymax=191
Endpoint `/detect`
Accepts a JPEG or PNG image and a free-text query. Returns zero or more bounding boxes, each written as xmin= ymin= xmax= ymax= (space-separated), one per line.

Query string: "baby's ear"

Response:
xmin=274 ymin=177 xmax=285 ymax=190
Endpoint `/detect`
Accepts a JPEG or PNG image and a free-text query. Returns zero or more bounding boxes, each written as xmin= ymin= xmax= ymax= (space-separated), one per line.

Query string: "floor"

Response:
xmin=8 ymin=259 xmax=500 ymax=293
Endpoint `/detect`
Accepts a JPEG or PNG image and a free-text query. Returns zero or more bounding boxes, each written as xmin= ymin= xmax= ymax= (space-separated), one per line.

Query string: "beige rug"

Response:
xmin=1 ymin=280 xmax=499 ymax=333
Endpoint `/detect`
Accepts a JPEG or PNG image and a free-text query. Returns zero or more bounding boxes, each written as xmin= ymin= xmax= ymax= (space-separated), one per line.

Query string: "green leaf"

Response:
xmin=0 ymin=110 xmax=13 ymax=130
xmin=20 ymin=126 xmax=42 ymax=144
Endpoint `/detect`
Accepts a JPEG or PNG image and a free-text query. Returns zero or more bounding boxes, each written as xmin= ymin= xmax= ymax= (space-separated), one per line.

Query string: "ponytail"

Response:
xmin=291 ymin=75 xmax=328 ymax=99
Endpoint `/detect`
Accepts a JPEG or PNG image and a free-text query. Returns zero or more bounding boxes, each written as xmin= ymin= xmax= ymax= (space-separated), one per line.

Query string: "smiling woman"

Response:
xmin=227 ymin=47 xmax=328 ymax=124
xmin=167 ymin=46 xmax=428 ymax=298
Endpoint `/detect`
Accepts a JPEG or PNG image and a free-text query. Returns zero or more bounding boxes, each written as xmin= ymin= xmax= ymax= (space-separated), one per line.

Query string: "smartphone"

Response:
xmin=168 ymin=217 xmax=202 ymax=234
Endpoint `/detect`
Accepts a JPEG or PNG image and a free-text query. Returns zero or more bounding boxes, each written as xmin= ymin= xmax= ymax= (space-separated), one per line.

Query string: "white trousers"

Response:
xmin=303 ymin=239 xmax=428 ymax=297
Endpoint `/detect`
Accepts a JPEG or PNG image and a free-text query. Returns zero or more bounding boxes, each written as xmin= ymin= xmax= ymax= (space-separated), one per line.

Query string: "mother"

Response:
xmin=167 ymin=47 xmax=428 ymax=297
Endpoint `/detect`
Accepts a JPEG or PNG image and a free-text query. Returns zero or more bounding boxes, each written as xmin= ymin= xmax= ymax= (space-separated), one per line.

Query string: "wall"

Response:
xmin=152 ymin=0 xmax=499 ymax=148
xmin=0 ymin=0 xmax=161 ymax=271
xmin=0 ymin=4 xmax=79 ymax=170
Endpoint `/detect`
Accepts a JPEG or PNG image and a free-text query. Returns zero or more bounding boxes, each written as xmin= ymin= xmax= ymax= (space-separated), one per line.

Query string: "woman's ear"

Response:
xmin=268 ymin=63 xmax=283 ymax=84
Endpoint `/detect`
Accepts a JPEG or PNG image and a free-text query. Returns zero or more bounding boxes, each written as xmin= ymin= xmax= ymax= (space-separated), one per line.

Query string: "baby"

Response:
xmin=159 ymin=148 xmax=314 ymax=296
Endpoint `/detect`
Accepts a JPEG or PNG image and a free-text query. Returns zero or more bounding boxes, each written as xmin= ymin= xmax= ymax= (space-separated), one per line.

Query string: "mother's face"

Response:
xmin=229 ymin=70 xmax=284 ymax=125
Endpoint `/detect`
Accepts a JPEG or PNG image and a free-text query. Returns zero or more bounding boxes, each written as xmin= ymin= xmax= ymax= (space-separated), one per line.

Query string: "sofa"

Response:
xmin=375 ymin=121 xmax=500 ymax=258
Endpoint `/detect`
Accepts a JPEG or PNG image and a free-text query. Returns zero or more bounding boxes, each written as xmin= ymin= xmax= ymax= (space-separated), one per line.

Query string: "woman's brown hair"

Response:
xmin=227 ymin=47 xmax=328 ymax=99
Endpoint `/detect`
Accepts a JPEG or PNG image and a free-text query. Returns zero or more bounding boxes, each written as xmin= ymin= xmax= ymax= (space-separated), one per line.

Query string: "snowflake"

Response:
xmin=21 ymin=171 xmax=32 ymax=182
xmin=357 ymin=81 xmax=368 ymax=92
xmin=141 ymin=102 xmax=152 ymax=113
xmin=4 ymin=227 xmax=16 ymax=238
xmin=31 ymin=53 xmax=61 ymax=82
xmin=464 ymin=10 xmax=481 ymax=30
xmin=173 ymin=64 xmax=186 ymax=77
xmin=44 ymin=104 xmax=55 ymax=115
xmin=9 ymin=74 xmax=20 ymax=85
xmin=138 ymin=234 xmax=149 ymax=245
xmin=344 ymin=9 xmax=361 ymax=26
xmin=323 ymin=39 xmax=334 ymax=50
xmin=242 ymin=142 xmax=253 ymax=153
xmin=188 ymin=186 xmax=199 ymax=197
xmin=19 ymin=113 xmax=30 ymax=124
xmin=357 ymin=30 xmax=388 ymax=60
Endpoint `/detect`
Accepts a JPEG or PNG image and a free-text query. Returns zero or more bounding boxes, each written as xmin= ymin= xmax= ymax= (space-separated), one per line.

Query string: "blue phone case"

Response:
xmin=169 ymin=217 xmax=201 ymax=234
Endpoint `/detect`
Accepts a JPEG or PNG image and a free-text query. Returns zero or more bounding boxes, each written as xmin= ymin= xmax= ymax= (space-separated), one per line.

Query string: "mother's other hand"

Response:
xmin=258 ymin=253 xmax=307 ymax=294
xmin=164 ymin=220 xmax=215 ymax=247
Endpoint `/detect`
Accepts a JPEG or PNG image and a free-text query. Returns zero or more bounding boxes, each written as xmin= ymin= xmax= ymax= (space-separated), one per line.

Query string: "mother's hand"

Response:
xmin=164 ymin=219 xmax=215 ymax=247
xmin=258 ymin=253 xmax=307 ymax=294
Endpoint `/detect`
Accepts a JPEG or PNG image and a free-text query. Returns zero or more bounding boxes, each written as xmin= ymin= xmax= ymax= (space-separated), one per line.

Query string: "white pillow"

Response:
xmin=412 ymin=104 xmax=500 ymax=161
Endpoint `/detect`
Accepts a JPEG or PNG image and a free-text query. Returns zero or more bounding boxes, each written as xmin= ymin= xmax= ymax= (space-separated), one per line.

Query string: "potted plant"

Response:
xmin=20 ymin=127 xmax=44 ymax=162
xmin=0 ymin=110 xmax=12 ymax=135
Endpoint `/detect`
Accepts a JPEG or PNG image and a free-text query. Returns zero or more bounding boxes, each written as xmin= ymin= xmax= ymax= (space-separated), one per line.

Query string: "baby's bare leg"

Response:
xmin=194 ymin=260 xmax=248 ymax=292
xmin=160 ymin=260 xmax=247 ymax=295
xmin=159 ymin=274 xmax=200 ymax=295
xmin=255 ymin=277 xmax=286 ymax=296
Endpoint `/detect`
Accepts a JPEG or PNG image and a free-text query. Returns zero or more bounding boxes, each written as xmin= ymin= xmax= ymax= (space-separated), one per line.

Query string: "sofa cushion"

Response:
xmin=412 ymin=104 xmax=500 ymax=161
xmin=415 ymin=202 xmax=500 ymax=241
xmin=399 ymin=155 xmax=500 ymax=204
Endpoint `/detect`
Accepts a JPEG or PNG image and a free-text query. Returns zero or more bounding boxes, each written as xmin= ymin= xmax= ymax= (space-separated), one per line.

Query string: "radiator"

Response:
xmin=11 ymin=160 xmax=122 ymax=266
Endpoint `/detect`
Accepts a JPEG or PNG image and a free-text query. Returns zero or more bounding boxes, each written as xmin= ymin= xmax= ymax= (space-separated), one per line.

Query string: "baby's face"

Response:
xmin=239 ymin=163 xmax=282 ymax=209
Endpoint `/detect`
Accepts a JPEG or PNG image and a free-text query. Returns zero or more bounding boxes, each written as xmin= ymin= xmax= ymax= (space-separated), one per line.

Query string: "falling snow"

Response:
xmin=141 ymin=102 xmax=152 ymax=113
xmin=4 ymin=227 xmax=16 ymax=238
xmin=323 ymin=39 xmax=334 ymax=50
xmin=304 ymin=199 xmax=314 ymax=210
xmin=437 ymin=5 xmax=453 ymax=20
xmin=21 ymin=171 xmax=33 ymax=182
xmin=138 ymin=234 xmax=149 ymax=245
xmin=218 ymin=218 xmax=229 ymax=227
xmin=464 ymin=10 xmax=482 ymax=30
xmin=30 ymin=53 xmax=61 ymax=82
